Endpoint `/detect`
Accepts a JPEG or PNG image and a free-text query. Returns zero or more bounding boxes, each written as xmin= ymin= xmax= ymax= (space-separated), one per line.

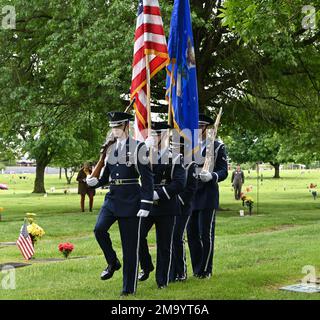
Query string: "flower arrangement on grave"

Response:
xmin=308 ymin=183 xmax=317 ymax=200
xmin=241 ymin=195 xmax=254 ymax=215
xmin=241 ymin=194 xmax=247 ymax=207
xmin=27 ymin=223 xmax=45 ymax=245
xmin=244 ymin=196 xmax=254 ymax=215
xmin=26 ymin=212 xmax=37 ymax=224
xmin=58 ymin=242 xmax=74 ymax=259
xmin=25 ymin=213 xmax=45 ymax=245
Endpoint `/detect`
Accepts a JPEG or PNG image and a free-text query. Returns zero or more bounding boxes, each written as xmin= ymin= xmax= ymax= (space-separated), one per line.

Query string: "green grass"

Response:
xmin=0 ymin=169 xmax=320 ymax=300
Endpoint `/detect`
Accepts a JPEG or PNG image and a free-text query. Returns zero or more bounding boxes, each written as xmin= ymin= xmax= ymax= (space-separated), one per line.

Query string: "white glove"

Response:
xmin=153 ymin=191 xmax=160 ymax=200
xmin=137 ymin=209 xmax=150 ymax=217
xmin=145 ymin=136 xmax=156 ymax=149
xmin=86 ymin=176 xmax=99 ymax=187
xmin=200 ymin=171 xmax=213 ymax=183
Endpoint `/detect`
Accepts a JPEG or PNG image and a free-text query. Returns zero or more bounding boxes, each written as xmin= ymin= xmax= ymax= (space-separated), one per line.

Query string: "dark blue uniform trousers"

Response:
xmin=169 ymin=213 xmax=190 ymax=281
xmin=139 ymin=215 xmax=176 ymax=287
xmin=94 ymin=199 xmax=141 ymax=294
xmin=187 ymin=209 xmax=216 ymax=275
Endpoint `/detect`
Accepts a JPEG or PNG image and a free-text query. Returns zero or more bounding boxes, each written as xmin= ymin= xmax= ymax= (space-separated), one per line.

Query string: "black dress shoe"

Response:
xmin=138 ymin=266 xmax=154 ymax=281
xmin=175 ymin=274 xmax=187 ymax=282
xmin=100 ymin=259 xmax=121 ymax=280
xmin=197 ymin=271 xmax=212 ymax=279
xmin=157 ymin=284 xmax=167 ymax=289
xmin=193 ymin=273 xmax=202 ymax=278
xmin=138 ymin=269 xmax=150 ymax=281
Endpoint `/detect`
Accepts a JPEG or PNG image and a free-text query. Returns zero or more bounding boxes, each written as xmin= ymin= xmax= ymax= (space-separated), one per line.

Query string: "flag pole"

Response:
xmin=146 ymin=54 xmax=152 ymax=137
xmin=146 ymin=54 xmax=154 ymax=167
xmin=167 ymin=60 xmax=175 ymax=152
xmin=168 ymin=61 xmax=175 ymax=127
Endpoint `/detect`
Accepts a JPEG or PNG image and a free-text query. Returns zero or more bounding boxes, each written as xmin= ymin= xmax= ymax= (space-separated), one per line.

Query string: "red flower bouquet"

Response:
xmin=58 ymin=242 xmax=74 ymax=258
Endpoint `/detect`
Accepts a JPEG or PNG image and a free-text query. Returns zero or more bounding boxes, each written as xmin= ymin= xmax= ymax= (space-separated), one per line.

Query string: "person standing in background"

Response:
xmin=76 ymin=163 xmax=95 ymax=212
xmin=231 ymin=164 xmax=245 ymax=200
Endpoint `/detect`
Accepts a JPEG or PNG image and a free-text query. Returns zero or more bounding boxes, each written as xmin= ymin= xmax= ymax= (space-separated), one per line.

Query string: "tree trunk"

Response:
xmin=64 ymin=168 xmax=73 ymax=185
xmin=270 ymin=162 xmax=280 ymax=178
xmin=33 ymin=162 xmax=47 ymax=193
xmin=59 ymin=167 xmax=62 ymax=179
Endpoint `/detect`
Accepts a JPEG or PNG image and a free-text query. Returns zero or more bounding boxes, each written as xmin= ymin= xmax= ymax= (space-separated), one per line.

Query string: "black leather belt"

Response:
xmin=110 ymin=179 xmax=140 ymax=185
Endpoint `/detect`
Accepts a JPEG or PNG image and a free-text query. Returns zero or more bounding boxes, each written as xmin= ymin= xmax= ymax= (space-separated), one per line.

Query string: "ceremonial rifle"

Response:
xmin=202 ymin=107 xmax=223 ymax=173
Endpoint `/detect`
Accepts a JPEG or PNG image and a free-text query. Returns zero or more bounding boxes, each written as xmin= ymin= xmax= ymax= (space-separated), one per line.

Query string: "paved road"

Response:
xmin=1 ymin=166 xmax=60 ymax=174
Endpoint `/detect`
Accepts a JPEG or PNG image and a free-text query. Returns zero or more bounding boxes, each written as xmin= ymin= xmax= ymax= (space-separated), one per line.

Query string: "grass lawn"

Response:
xmin=0 ymin=169 xmax=320 ymax=300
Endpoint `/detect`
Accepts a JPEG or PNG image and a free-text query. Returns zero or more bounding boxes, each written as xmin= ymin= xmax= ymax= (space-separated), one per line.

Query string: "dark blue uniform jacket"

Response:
xmin=95 ymin=137 xmax=154 ymax=217
xmin=193 ymin=141 xmax=228 ymax=210
xmin=151 ymin=149 xmax=186 ymax=217
xmin=178 ymin=161 xmax=198 ymax=213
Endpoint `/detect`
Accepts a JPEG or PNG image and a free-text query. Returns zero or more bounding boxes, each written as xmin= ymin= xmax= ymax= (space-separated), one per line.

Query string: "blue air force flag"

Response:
xmin=166 ymin=0 xmax=199 ymax=148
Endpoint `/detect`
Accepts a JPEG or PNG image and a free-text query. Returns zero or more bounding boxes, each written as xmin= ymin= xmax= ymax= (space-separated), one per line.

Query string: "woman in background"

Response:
xmin=76 ymin=163 xmax=95 ymax=212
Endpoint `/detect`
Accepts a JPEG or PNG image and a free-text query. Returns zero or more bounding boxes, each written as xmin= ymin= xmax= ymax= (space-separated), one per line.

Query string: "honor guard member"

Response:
xmin=169 ymin=136 xmax=198 ymax=282
xmin=86 ymin=112 xmax=153 ymax=296
xmin=138 ymin=122 xmax=186 ymax=289
xmin=187 ymin=114 xmax=228 ymax=278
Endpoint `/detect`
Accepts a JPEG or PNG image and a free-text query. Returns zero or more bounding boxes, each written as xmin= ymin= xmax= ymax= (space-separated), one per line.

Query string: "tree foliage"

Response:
xmin=0 ymin=0 xmax=319 ymax=191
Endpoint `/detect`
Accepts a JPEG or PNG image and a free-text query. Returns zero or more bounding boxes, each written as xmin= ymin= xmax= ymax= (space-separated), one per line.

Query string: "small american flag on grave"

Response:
xmin=16 ymin=220 xmax=34 ymax=260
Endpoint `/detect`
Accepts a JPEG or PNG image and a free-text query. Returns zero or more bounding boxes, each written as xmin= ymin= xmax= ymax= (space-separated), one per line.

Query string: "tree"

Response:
xmin=0 ymin=0 xmax=319 ymax=192
xmin=3 ymin=0 xmax=318 ymax=128
xmin=0 ymin=0 xmax=135 ymax=192
xmin=218 ymin=0 xmax=320 ymax=130
xmin=51 ymin=120 xmax=102 ymax=185
xmin=226 ymin=131 xmax=297 ymax=178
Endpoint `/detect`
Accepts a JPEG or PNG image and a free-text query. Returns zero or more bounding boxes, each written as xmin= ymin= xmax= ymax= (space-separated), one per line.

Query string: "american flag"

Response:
xmin=16 ymin=221 xmax=34 ymax=260
xmin=130 ymin=0 xmax=169 ymax=141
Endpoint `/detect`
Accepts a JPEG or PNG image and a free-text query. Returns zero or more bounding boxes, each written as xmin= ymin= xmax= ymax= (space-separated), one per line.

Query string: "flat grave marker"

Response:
xmin=0 ymin=262 xmax=31 ymax=269
xmin=280 ymin=283 xmax=320 ymax=293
